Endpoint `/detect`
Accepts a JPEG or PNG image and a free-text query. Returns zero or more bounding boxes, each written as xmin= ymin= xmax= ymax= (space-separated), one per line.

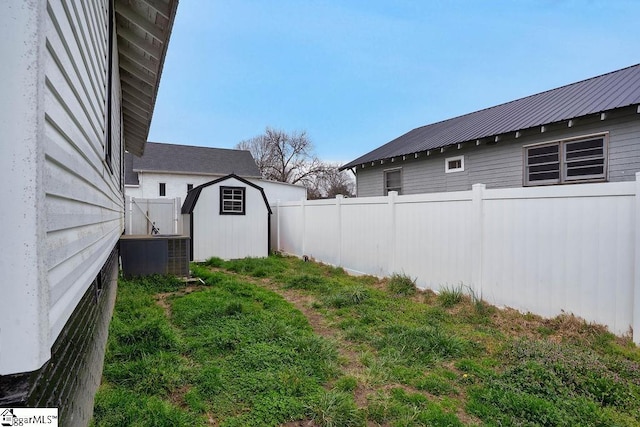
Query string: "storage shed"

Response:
xmin=182 ymin=174 xmax=272 ymax=261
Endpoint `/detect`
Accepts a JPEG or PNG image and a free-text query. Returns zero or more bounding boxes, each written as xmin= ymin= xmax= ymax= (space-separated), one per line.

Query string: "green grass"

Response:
xmin=94 ymin=256 xmax=640 ymax=426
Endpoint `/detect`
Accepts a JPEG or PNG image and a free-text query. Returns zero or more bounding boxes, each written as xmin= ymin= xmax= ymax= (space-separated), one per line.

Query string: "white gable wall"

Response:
xmin=127 ymin=171 xmax=225 ymax=201
xmin=127 ymin=172 xmax=307 ymax=206
xmin=192 ymin=177 xmax=269 ymax=261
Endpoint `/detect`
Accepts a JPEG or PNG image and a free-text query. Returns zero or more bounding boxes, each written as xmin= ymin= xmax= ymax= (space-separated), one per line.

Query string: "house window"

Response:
xmin=445 ymin=155 xmax=464 ymax=173
xmin=187 ymin=183 xmax=193 ymax=192
xmin=159 ymin=182 xmax=166 ymax=196
xmin=524 ymin=134 xmax=607 ymax=185
xmin=384 ymin=169 xmax=402 ymax=195
xmin=220 ymin=186 xmax=245 ymax=215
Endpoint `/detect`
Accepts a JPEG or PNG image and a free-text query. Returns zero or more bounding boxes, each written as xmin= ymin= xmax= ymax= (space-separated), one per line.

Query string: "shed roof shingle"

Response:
xmin=125 ymin=142 xmax=262 ymax=185
xmin=342 ymin=63 xmax=640 ymax=169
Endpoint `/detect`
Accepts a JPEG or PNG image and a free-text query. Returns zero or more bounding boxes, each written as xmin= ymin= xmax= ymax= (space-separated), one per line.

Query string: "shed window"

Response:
xmin=525 ymin=135 xmax=607 ymax=185
xmin=445 ymin=155 xmax=464 ymax=173
xmin=384 ymin=169 xmax=402 ymax=195
xmin=220 ymin=186 xmax=246 ymax=215
xmin=159 ymin=182 xmax=166 ymax=196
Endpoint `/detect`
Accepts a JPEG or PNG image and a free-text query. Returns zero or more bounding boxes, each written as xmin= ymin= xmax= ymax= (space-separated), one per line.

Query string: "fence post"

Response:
xmin=276 ymin=200 xmax=281 ymax=252
xmin=634 ymin=173 xmax=640 ymax=344
xmin=127 ymin=196 xmax=132 ymax=235
xmin=301 ymin=198 xmax=306 ymax=257
xmin=471 ymin=184 xmax=486 ymax=299
xmin=336 ymin=195 xmax=343 ymax=266
xmin=173 ymin=197 xmax=179 ymax=234
xmin=388 ymin=191 xmax=397 ymax=275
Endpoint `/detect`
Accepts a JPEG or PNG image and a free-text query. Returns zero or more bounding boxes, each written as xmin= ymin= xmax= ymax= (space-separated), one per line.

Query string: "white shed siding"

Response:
xmin=356 ymin=110 xmax=640 ymax=197
xmin=44 ymin=0 xmax=124 ymax=343
xmin=192 ymin=177 xmax=269 ymax=261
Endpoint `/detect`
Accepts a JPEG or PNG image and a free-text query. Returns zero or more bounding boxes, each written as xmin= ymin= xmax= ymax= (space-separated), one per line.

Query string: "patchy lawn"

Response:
xmin=93 ymin=255 xmax=640 ymax=426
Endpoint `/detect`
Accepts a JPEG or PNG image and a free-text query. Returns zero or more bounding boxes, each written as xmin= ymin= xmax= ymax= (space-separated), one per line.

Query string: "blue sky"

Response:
xmin=148 ymin=0 xmax=640 ymax=164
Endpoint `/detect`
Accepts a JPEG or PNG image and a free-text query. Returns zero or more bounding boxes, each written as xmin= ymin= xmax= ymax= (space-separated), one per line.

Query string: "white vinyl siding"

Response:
xmin=44 ymin=0 xmax=124 ymax=342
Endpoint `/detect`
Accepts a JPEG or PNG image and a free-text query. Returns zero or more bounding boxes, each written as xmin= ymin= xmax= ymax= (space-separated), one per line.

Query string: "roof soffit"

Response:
xmin=115 ymin=0 xmax=178 ymax=157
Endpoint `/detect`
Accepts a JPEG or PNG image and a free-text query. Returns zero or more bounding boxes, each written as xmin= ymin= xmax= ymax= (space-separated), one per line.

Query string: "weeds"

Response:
xmin=437 ymin=283 xmax=465 ymax=307
xmin=387 ymin=273 xmax=417 ymax=296
xmin=94 ymin=255 xmax=640 ymax=426
xmin=306 ymin=390 xmax=363 ymax=427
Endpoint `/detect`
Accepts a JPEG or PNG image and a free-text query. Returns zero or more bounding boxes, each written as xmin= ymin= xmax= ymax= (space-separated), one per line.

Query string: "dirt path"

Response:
xmin=156 ymin=267 xmax=481 ymax=425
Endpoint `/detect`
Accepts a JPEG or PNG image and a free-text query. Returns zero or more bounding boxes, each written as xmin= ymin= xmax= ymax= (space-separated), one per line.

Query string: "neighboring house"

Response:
xmin=342 ymin=64 xmax=640 ymax=197
xmin=125 ymin=142 xmax=262 ymax=201
xmin=182 ymin=174 xmax=272 ymax=261
xmin=0 ymin=1 xmax=177 ymax=425
xmin=125 ymin=141 xmax=307 ymax=205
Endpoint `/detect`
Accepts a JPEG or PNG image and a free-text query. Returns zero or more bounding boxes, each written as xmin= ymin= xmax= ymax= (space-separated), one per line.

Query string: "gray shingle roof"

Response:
xmin=342 ymin=63 xmax=640 ymax=169
xmin=126 ymin=142 xmax=262 ymax=185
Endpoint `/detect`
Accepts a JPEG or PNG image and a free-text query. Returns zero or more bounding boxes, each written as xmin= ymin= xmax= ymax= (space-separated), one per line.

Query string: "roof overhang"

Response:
xmin=115 ymin=0 xmax=179 ymax=156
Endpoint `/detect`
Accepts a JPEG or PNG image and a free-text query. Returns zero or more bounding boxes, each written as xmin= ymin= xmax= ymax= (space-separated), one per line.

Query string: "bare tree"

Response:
xmin=236 ymin=127 xmax=326 ymax=186
xmin=321 ymin=166 xmax=355 ymax=198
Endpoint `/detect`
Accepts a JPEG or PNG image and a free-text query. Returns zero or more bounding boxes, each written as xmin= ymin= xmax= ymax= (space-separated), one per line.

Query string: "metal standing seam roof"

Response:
xmin=125 ymin=142 xmax=262 ymax=184
xmin=115 ymin=0 xmax=179 ymax=157
xmin=341 ymin=63 xmax=640 ymax=170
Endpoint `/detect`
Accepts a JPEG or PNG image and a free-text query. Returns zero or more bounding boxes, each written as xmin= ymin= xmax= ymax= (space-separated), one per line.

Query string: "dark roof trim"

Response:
xmin=181 ymin=173 xmax=272 ymax=215
xmin=341 ymin=63 xmax=640 ymax=170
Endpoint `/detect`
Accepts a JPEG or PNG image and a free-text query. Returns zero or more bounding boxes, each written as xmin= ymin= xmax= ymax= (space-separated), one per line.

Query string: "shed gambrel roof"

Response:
xmin=342 ymin=63 xmax=640 ymax=170
xmin=125 ymin=142 xmax=262 ymax=185
xmin=181 ymin=173 xmax=272 ymax=215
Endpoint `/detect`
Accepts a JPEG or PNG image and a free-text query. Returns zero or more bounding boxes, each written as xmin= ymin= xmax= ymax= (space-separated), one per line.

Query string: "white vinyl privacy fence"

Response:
xmin=125 ymin=197 xmax=183 ymax=235
xmin=274 ymin=173 xmax=640 ymax=342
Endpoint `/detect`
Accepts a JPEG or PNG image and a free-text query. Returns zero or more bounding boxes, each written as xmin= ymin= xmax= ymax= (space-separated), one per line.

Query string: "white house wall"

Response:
xmin=45 ymin=0 xmax=124 ymax=345
xmin=130 ymin=171 xmax=221 ymax=201
xmin=356 ymin=109 xmax=640 ymax=197
xmin=0 ymin=0 xmax=124 ymax=375
xmin=192 ymin=177 xmax=269 ymax=261
xmin=126 ymin=172 xmax=306 ymax=206
xmin=253 ymin=179 xmax=307 ymax=206
xmin=0 ymin=0 xmax=49 ymax=374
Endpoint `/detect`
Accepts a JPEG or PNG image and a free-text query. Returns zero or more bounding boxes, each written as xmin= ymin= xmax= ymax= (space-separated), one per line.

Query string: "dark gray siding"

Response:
xmin=355 ymin=108 xmax=640 ymax=197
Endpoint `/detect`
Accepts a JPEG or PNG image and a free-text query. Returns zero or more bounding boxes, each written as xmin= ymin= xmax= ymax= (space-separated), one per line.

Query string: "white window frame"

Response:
xmin=220 ymin=186 xmax=246 ymax=215
xmin=445 ymin=155 xmax=464 ymax=173
xmin=384 ymin=168 xmax=402 ymax=195
xmin=523 ymin=133 xmax=608 ymax=186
